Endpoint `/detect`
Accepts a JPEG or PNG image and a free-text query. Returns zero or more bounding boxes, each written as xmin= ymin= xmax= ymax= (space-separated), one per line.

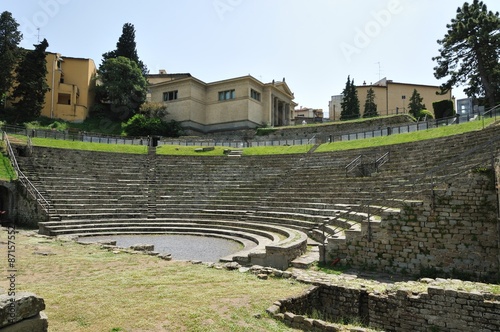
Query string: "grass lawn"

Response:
xmin=5 ymin=230 xmax=309 ymax=332
xmin=315 ymin=118 xmax=496 ymax=153
xmin=8 ymin=135 xmax=148 ymax=154
xmin=0 ymin=149 xmax=16 ymax=181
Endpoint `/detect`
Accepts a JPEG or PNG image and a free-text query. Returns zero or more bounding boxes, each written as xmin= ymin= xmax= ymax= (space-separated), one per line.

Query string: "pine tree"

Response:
xmin=0 ymin=11 xmax=23 ymax=109
xmin=11 ymin=39 xmax=49 ymax=122
xmin=407 ymin=89 xmax=426 ymax=119
xmin=363 ymin=88 xmax=378 ymax=118
xmin=433 ymin=0 xmax=500 ymax=107
xmin=340 ymin=76 xmax=360 ymax=120
xmin=102 ymin=23 xmax=148 ymax=75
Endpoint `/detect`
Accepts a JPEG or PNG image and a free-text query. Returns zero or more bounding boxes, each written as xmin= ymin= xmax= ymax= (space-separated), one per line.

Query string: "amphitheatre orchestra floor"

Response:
xmin=77 ymin=234 xmax=246 ymax=262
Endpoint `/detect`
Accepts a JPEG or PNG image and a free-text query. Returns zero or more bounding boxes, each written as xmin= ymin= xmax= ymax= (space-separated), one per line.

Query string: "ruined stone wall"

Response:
xmin=326 ymin=171 xmax=499 ymax=282
xmin=13 ymin=183 xmax=48 ymax=228
xmin=271 ymin=284 xmax=500 ymax=332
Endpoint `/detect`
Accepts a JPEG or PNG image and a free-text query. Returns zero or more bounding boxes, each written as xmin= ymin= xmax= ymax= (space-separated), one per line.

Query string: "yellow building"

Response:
xmin=329 ymin=78 xmax=453 ymax=121
xmin=43 ymin=53 xmax=97 ymax=122
xmin=147 ymin=71 xmax=296 ymax=133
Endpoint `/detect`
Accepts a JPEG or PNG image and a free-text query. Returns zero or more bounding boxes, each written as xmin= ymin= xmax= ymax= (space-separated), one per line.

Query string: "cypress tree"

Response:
xmin=340 ymin=76 xmax=360 ymax=120
xmin=407 ymin=89 xmax=426 ymax=119
xmin=102 ymin=23 xmax=148 ymax=75
xmin=363 ymin=88 xmax=378 ymax=118
xmin=11 ymin=39 xmax=49 ymax=122
xmin=0 ymin=11 xmax=23 ymax=109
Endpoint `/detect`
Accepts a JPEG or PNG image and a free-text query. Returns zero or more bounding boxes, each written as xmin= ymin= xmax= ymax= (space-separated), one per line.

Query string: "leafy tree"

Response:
xmin=11 ymin=39 xmax=49 ymax=122
xmin=102 ymin=23 xmax=148 ymax=75
xmin=95 ymin=56 xmax=148 ymax=121
xmin=0 ymin=11 xmax=23 ymax=110
xmin=433 ymin=0 xmax=500 ymax=107
xmin=407 ymin=89 xmax=426 ymax=119
xmin=363 ymin=88 xmax=378 ymax=118
xmin=340 ymin=76 xmax=360 ymax=120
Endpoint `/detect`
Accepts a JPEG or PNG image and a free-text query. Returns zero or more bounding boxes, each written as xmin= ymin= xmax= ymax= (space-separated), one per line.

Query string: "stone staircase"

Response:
xmin=12 ymin=121 xmax=500 ymax=269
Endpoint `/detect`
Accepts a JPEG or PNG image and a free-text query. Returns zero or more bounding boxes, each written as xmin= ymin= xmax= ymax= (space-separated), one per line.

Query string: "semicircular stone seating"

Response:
xmin=16 ymin=122 xmax=500 ymax=269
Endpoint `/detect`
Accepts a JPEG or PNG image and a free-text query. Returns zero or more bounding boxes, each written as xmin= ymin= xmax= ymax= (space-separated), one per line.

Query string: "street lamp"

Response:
xmin=402 ymin=95 xmax=406 ymax=113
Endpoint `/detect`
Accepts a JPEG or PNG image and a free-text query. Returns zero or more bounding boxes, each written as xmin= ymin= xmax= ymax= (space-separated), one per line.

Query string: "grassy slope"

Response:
xmin=315 ymin=118 xmax=495 ymax=152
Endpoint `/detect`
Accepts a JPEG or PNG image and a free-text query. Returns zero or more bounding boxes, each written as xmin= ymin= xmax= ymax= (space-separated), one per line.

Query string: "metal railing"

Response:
xmin=345 ymin=152 xmax=390 ymax=177
xmin=375 ymin=152 xmax=390 ymax=171
xmin=3 ymin=132 xmax=51 ymax=214
xmin=2 ymin=112 xmax=490 ymax=150
xmin=482 ymin=103 xmax=500 ymax=129
xmin=345 ymin=155 xmax=362 ymax=176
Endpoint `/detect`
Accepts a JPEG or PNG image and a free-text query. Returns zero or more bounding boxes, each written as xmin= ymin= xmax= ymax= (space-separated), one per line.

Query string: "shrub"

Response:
xmin=417 ymin=109 xmax=434 ymax=120
xmin=256 ymin=127 xmax=278 ymax=136
xmin=433 ymin=100 xmax=455 ymax=119
xmin=122 ymin=114 xmax=184 ymax=137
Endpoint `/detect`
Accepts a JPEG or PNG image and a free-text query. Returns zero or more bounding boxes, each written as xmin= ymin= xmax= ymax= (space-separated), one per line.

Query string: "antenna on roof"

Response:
xmin=35 ymin=27 xmax=44 ymax=43
xmin=376 ymin=62 xmax=382 ymax=81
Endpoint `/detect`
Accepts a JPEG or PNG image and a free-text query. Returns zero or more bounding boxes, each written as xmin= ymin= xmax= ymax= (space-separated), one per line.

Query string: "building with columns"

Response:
xmin=147 ymin=72 xmax=296 ymax=133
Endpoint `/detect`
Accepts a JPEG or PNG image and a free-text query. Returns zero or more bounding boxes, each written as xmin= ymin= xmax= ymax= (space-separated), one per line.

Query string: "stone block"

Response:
xmin=0 ymin=293 xmax=46 ymax=327
xmin=284 ymin=312 xmax=295 ymax=321
xmin=266 ymin=305 xmax=280 ymax=316
xmin=1 ymin=311 xmax=48 ymax=332
xmin=129 ymin=244 xmax=154 ymax=251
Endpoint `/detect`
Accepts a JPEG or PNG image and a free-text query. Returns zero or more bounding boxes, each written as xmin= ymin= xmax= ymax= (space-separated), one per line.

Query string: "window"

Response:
xmin=58 ymin=93 xmax=71 ymax=105
xmin=218 ymin=89 xmax=235 ymax=101
xmin=163 ymin=90 xmax=178 ymax=101
xmin=250 ymin=89 xmax=261 ymax=101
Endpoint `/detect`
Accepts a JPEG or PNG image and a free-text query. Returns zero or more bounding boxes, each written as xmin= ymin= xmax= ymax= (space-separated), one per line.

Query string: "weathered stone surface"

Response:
xmin=129 ymin=244 xmax=154 ymax=251
xmin=1 ymin=311 xmax=48 ymax=332
xmin=266 ymin=305 xmax=280 ymax=315
xmin=158 ymin=253 xmax=172 ymax=261
xmin=96 ymin=240 xmax=117 ymax=246
xmin=272 ymin=279 xmax=500 ymax=332
xmin=224 ymin=262 xmax=241 ymax=270
xmin=0 ymin=293 xmax=45 ymax=328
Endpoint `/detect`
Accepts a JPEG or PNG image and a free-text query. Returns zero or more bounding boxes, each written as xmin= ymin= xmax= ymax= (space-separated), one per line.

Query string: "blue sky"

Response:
xmin=4 ymin=0 xmax=498 ymax=114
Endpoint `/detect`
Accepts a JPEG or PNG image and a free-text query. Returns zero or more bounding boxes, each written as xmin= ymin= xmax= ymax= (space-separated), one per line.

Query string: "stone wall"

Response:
xmin=326 ymin=170 xmax=499 ymax=282
xmin=262 ymin=236 xmax=308 ymax=270
xmin=13 ymin=183 xmax=48 ymax=228
xmin=260 ymin=115 xmax=414 ymax=143
xmin=182 ymin=114 xmax=414 ymax=141
xmin=0 ymin=292 xmax=48 ymax=331
xmin=270 ymin=284 xmax=500 ymax=332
